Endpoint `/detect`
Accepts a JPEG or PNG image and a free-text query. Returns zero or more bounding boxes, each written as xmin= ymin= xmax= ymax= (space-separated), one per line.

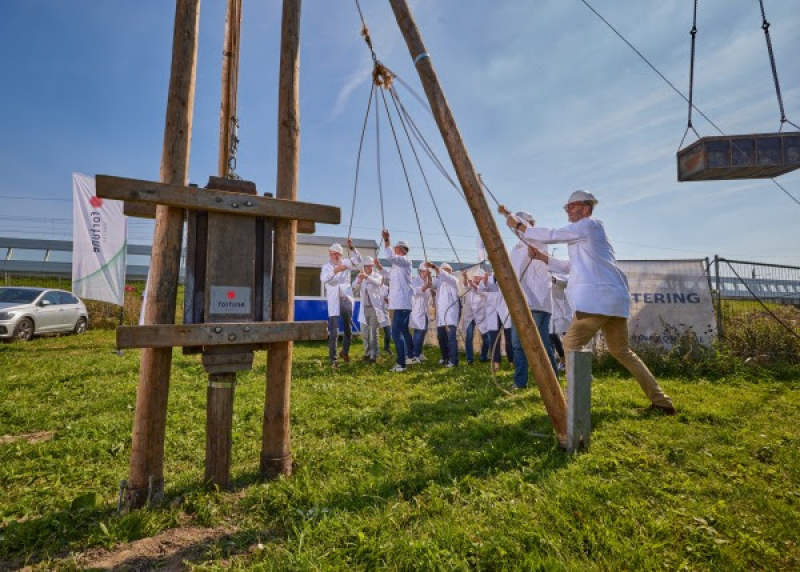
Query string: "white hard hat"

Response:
xmin=362 ymin=255 xmax=374 ymax=266
xmin=440 ymin=262 xmax=452 ymax=272
xmin=329 ymin=243 xmax=344 ymax=255
xmin=565 ymin=190 xmax=598 ymax=207
xmin=394 ymin=239 xmax=410 ymax=251
xmin=515 ymin=211 xmax=535 ymax=226
xmin=472 ymin=268 xmax=484 ymax=277
xmin=418 ymin=262 xmax=429 ymax=271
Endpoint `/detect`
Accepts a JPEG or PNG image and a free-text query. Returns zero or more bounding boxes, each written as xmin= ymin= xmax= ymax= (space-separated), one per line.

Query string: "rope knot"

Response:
xmin=372 ymin=61 xmax=394 ymax=89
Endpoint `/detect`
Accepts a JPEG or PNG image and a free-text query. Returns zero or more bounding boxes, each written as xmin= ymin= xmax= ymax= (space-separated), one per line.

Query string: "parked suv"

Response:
xmin=0 ymin=287 xmax=89 ymax=342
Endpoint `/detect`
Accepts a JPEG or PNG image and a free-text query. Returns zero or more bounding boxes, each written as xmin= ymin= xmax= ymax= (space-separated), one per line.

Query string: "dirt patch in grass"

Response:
xmin=0 ymin=431 xmax=54 ymax=445
xmin=75 ymin=525 xmax=234 ymax=571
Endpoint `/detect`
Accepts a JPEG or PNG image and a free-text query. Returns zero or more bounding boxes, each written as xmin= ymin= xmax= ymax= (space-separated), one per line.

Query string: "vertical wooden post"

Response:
xmin=218 ymin=0 xmax=242 ymax=177
xmin=261 ymin=0 xmax=301 ymax=478
xmin=126 ymin=0 xmax=200 ymax=510
xmin=566 ymin=349 xmax=592 ymax=453
xmin=199 ymin=0 xmax=245 ymax=491
xmin=205 ymin=373 xmax=236 ymax=484
xmin=387 ymin=0 xmax=568 ymax=440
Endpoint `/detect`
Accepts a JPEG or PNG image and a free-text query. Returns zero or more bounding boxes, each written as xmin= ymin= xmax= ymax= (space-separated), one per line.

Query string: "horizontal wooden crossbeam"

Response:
xmin=117 ymin=321 xmax=328 ymax=349
xmin=98 ymin=175 xmax=340 ymax=224
xmin=122 ymin=201 xmax=316 ymax=234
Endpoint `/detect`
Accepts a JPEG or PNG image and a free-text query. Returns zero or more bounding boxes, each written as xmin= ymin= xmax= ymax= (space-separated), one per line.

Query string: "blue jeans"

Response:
xmin=464 ymin=320 xmax=489 ymax=363
xmin=411 ymin=316 xmax=427 ymax=359
xmin=437 ymin=325 xmax=459 ymax=365
xmin=510 ymin=310 xmax=557 ymax=388
xmin=391 ymin=309 xmax=412 ymax=367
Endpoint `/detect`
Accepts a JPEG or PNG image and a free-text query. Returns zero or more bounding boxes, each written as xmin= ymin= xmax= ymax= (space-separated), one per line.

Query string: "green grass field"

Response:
xmin=1 ymin=331 xmax=798 ymax=570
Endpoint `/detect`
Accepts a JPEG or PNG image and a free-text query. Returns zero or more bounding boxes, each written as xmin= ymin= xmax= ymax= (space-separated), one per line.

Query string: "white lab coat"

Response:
xmin=320 ymin=258 xmax=354 ymax=317
xmin=509 ymin=240 xmax=552 ymax=314
xmin=381 ymin=246 xmax=413 ymax=310
xmin=550 ymin=274 xmax=572 ymax=334
xmin=410 ymin=276 xmax=432 ymax=330
xmin=353 ymin=270 xmax=387 ymax=326
xmin=524 ymin=217 xmax=630 ymax=318
xmin=378 ymin=284 xmax=390 ymax=328
xmin=433 ymin=271 xmax=460 ymax=327
xmin=480 ymin=276 xmax=509 ymax=330
xmin=462 ymin=285 xmax=494 ymax=334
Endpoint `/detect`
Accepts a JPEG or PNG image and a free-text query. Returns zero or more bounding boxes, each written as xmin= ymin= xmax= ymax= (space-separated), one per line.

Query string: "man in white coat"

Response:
xmin=505 ymin=212 xmax=559 ymax=388
xmin=427 ymin=262 xmax=460 ymax=367
xmin=321 ymin=243 xmax=355 ymax=366
xmin=373 ymin=258 xmax=394 ymax=356
xmin=550 ymin=274 xmax=572 ymax=371
xmin=353 ymin=256 xmax=386 ymax=363
xmin=502 ymin=191 xmax=675 ymax=414
xmin=409 ymin=262 xmax=433 ymax=364
xmin=461 ymin=270 xmax=491 ymax=365
xmin=381 ymin=229 xmax=414 ymax=372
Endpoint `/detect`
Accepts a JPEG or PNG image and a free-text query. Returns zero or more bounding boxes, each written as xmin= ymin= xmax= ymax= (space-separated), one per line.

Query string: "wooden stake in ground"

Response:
xmin=387 ymin=0 xmax=568 ymax=439
xmin=201 ymin=0 xmax=246 ymax=490
xmin=126 ymin=0 xmax=201 ymax=509
xmin=261 ymin=0 xmax=301 ymax=478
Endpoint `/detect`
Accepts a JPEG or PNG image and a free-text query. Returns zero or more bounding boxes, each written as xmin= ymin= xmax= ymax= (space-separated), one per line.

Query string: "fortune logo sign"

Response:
xmin=209 ymin=286 xmax=252 ymax=314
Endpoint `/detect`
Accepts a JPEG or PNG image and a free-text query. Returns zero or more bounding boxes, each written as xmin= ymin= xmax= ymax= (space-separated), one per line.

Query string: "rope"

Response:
xmin=375 ymin=78 xmax=386 ymax=230
xmin=723 ymin=259 xmax=800 ymax=342
xmin=389 ymin=87 xmax=462 ymax=264
xmin=377 ymin=87 xmax=428 ymax=262
xmin=347 ymin=82 xmax=376 ymax=240
xmin=578 ymin=0 xmax=800 ymax=208
xmin=477 ymin=174 xmax=502 ymax=207
xmin=393 ymin=94 xmax=466 ymax=201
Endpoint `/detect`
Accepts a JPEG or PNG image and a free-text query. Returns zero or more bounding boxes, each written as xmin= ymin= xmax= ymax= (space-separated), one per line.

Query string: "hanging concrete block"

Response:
xmin=678 ymin=132 xmax=800 ymax=181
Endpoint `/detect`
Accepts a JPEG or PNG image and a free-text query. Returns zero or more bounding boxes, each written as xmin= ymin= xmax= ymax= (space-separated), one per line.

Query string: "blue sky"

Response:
xmin=1 ymin=0 xmax=798 ymax=265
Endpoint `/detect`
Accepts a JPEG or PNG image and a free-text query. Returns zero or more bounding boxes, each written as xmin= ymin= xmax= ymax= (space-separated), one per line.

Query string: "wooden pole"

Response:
xmin=199 ymin=0 xmax=245 ymax=491
xmin=218 ymin=0 xmax=242 ymax=177
xmin=387 ymin=0 xmax=568 ymax=440
xmin=261 ymin=0 xmax=301 ymax=478
xmin=125 ymin=0 xmax=201 ymax=509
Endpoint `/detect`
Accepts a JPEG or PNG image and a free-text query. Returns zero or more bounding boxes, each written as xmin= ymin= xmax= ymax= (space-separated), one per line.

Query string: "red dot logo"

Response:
xmin=227 ymin=290 xmax=236 ymax=300
xmin=89 ymin=196 xmax=103 ymax=208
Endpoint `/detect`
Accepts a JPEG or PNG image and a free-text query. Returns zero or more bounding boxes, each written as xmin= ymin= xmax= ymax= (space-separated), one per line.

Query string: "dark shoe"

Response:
xmin=467 ymin=360 xmax=474 ymax=365
xmin=649 ymin=403 xmax=676 ymax=416
xmin=340 ymin=354 xmax=350 ymax=363
xmin=509 ymin=384 xmax=527 ymax=392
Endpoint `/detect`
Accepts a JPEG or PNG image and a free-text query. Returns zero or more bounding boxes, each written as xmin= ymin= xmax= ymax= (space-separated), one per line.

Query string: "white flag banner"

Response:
xmin=617 ymin=259 xmax=716 ymax=347
xmin=71 ymin=172 xmax=127 ymax=305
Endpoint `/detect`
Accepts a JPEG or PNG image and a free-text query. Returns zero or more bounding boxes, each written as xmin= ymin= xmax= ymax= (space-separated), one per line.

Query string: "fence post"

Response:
xmin=566 ymin=349 xmax=592 ymax=453
xmin=714 ymin=255 xmax=723 ymax=340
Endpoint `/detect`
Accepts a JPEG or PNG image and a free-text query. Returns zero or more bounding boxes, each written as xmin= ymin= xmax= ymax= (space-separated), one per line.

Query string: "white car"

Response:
xmin=0 ymin=287 xmax=89 ymax=342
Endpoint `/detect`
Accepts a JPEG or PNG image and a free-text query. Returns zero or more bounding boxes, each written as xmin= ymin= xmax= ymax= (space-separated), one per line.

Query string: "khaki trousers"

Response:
xmin=562 ymin=311 xmax=673 ymax=408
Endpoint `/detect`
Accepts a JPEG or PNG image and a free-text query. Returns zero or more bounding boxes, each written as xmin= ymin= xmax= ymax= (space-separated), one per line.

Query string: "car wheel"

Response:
xmin=74 ymin=317 xmax=88 ymax=335
xmin=14 ymin=318 xmax=35 ymax=342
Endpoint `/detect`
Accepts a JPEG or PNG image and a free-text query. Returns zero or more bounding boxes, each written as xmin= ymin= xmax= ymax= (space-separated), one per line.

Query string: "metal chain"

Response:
xmin=227 ymin=115 xmax=241 ymax=179
xmin=680 ymin=0 xmax=701 ymax=150
xmin=757 ymin=0 xmax=788 ymax=128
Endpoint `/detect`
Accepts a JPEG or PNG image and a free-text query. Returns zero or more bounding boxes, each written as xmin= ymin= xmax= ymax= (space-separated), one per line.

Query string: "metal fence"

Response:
xmin=711 ymin=256 xmax=800 ymax=362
